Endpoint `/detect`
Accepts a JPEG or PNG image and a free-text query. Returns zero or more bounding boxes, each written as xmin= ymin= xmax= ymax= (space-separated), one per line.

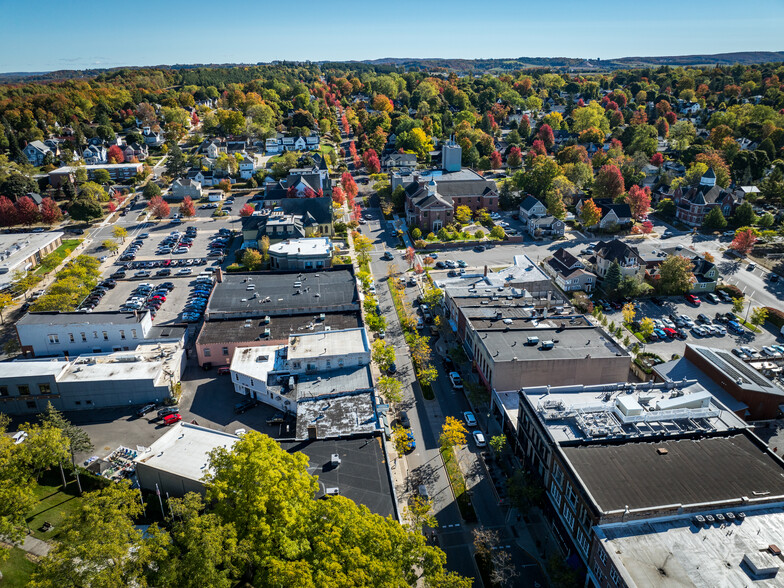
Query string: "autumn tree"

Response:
xmin=40 ymin=197 xmax=62 ymax=225
xmin=0 ymin=196 xmax=17 ymax=226
xmin=341 ymin=172 xmax=358 ymax=201
xmin=241 ymin=248 xmax=263 ymax=270
xmin=440 ymin=416 xmax=468 ymax=448
xmin=405 ymin=246 xmax=416 ymax=267
xmin=371 ymin=339 xmax=395 ymax=371
xmin=490 ymin=151 xmax=503 ymax=169
xmin=580 ymin=198 xmax=602 ymax=228
xmin=147 ymin=195 xmax=170 ymax=219
xmin=751 ymin=307 xmax=769 ymax=326
xmin=625 ymin=185 xmax=652 ymax=220
xmin=507 ymin=146 xmax=522 ymax=168
xmin=639 ymin=317 xmax=655 ymax=340
xmin=593 ymin=164 xmax=625 ymax=200
xmin=658 ymin=255 xmax=695 ymax=294
xmin=377 ymin=376 xmax=403 ymax=404
xmin=730 ymin=228 xmax=757 ymax=255
xmin=14 ymin=196 xmax=39 ymax=225
xmin=455 ymin=205 xmax=472 ymax=224
xmin=537 ymin=123 xmax=555 ymax=149
xmin=107 ymin=145 xmax=125 ymax=164
xmin=239 ymin=203 xmax=255 ymax=217
xmin=180 ymin=196 xmax=195 ymax=218
xmin=622 ymin=302 xmax=636 ymax=325
xmin=362 ymin=149 xmax=381 ymax=174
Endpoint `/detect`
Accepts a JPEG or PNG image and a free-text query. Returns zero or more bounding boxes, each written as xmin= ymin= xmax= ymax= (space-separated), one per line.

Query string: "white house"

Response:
xmin=519 ymin=195 xmax=547 ymax=223
xmin=238 ymin=153 xmax=256 ymax=179
xmin=23 ymin=141 xmax=52 ymax=166
xmin=170 ymin=178 xmax=203 ymax=201
xmin=83 ymin=144 xmax=107 ymax=165
xmin=142 ymin=126 xmax=164 ymax=147
xmin=265 ymin=133 xmax=320 ymax=154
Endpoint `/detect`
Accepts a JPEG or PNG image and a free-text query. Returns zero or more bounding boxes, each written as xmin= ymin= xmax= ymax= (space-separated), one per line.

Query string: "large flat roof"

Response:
xmin=288 ymin=328 xmax=369 ymax=361
xmin=296 ymin=365 xmax=373 ymax=401
xmin=561 ymin=433 xmax=784 ymax=514
xmin=197 ymin=312 xmax=361 ymax=345
xmin=687 ymin=344 xmax=784 ymax=397
xmin=0 ymin=231 xmax=64 ymax=286
xmin=135 ymin=423 xmax=239 ymax=483
xmin=597 ymin=506 xmax=784 ymax=587
xmin=523 ymin=380 xmax=747 ymax=444
xmin=206 ymin=269 xmax=358 ymax=318
xmin=296 ymin=391 xmax=377 ymax=440
xmin=279 ymin=436 xmax=395 ymax=517
xmin=18 ymin=311 xmax=149 ymax=327
xmin=654 ymin=356 xmax=749 ymax=414
xmin=480 ymin=323 xmax=627 ymax=363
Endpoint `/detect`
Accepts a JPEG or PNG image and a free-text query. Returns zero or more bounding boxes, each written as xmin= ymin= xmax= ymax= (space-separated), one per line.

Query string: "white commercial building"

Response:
xmin=268 ymin=237 xmax=333 ymax=271
xmin=0 ymin=231 xmax=64 ymax=291
xmin=0 ymin=343 xmax=185 ymax=415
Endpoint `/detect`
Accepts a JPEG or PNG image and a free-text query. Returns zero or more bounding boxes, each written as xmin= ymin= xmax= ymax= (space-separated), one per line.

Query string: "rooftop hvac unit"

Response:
xmin=325 ymin=487 xmax=340 ymax=496
xmin=541 ymin=340 xmax=554 ymax=350
xmin=319 ymin=313 xmax=325 ymax=321
xmin=331 ymin=453 xmax=341 ymax=466
xmin=263 ymin=328 xmax=270 ymax=337
xmin=263 ymin=316 xmax=270 ymax=324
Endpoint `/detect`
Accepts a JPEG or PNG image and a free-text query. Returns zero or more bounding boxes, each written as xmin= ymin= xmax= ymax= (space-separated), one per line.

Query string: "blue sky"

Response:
xmin=1 ymin=0 xmax=783 ymax=73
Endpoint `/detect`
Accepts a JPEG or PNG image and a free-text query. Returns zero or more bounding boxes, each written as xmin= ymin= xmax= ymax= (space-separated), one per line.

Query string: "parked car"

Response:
xmin=217 ymin=366 xmax=230 ymax=375
xmin=685 ymin=294 xmax=701 ymax=306
xmin=472 ymin=431 xmax=487 ymax=447
xmin=234 ymin=398 xmax=258 ymax=414
xmin=136 ymin=403 xmax=157 ymax=417
xmin=705 ymin=293 xmax=720 ymax=304
xmin=157 ymin=406 xmax=180 ymax=418
xmin=163 ymin=413 xmax=182 ymax=425
xmin=399 ymin=411 xmax=410 ymax=428
xmin=449 ymin=371 xmax=463 ymax=389
xmin=463 ymin=411 xmax=477 ymax=427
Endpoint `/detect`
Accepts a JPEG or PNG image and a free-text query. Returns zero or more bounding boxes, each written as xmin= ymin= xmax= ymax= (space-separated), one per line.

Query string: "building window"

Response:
xmin=38 ymin=383 xmax=51 ymax=395
xmin=48 ymin=334 xmax=59 ymax=344
xmin=576 ymin=529 xmax=590 ymax=555
xmin=610 ymin=566 xmax=620 ymax=584
xmin=102 ymin=332 xmax=108 ymax=340
xmin=81 ymin=332 xmax=86 ymax=342
xmin=18 ymin=385 xmax=30 ymax=396
xmin=222 ymin=347 xmax=229 ymax=356
xmin=131 ymin=329 xmax=137 ymax=339
xmin=562 ymin=505 xmax=575 ymax=530
xmin=566 ymin=485 xmax=577 ymax=507
xmin=326 ymin=360 xmax=331 ymax=368
xmin=93 ymin=331 xmax=98 ymax=339
xmin=293 ymin=362 xmax=301 ymax=369
xmin=204 ymin=348 xmax=211 ymax=357
xmin=26 ymin=401 xmax=36 ymax=409
xmin=120 ymin=330 xmax=125 ymax=340
xmin=86 ymin=400 xmax=92 ymax=405
xmin=250 ymin=379 xmax=254 ymax=386
xmin=599 ymin=548 xmax=608 ymax=565
xmin=550 ymin=482 xmax=562 ymax=508
xmin=69 ymin=333 xmax=75 ymax=343
xmin=593 ymin=562 xmax=605 ymax=583
xmin=0 ymin=386 xmax=8 ymax=397
xmin=75 ymin=401 xmax=81 ymax=406
xmin=551 ymin=464 xmax=564 ymax=488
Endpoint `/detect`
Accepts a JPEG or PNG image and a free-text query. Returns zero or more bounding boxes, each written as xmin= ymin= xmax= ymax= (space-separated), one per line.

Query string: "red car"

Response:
xmin=685 ymin=294 xmax=700 ymax=306
xmin=217 ymin=366 xmax=230 ymax=375
xmin=663 ymin=327 xmax=678 ymax=338
xmin=163 ymin=413 xmax=182 ymax=425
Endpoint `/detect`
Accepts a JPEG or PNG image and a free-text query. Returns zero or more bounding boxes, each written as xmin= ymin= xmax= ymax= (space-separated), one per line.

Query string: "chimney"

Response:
xmin=215 ymin=267 xmax=223 ymax=283
xmin=484 ymin=265 xmax=488 ymax=277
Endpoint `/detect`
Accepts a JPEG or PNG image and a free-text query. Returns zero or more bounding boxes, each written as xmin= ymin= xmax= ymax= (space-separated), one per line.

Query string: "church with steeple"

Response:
xmin=673 ymin=168 xmax=744 ymax=227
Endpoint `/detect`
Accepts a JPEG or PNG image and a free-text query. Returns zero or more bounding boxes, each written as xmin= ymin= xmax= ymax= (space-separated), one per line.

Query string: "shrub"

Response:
xmin=426 ymin=232 xmax=437 ymax=241
xmin=474 ymin=229 xmax=484 ymax=239
xmin=717 ymin=283 xmax=744 ymax=299
xmin=765 ymin=306 xmax=784 ymax=328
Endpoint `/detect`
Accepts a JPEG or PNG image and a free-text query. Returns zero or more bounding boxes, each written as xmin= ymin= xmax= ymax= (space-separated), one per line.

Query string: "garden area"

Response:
xmin=34 ymin=239 xmax=82 ymax=275
xmin=0 ymin=546 xmax=37 ymax=587
xmin=409 ymin=207 xmax=507 ymax=248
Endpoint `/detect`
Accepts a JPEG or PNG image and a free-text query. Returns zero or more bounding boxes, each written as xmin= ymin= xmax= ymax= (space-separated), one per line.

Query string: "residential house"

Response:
xmin=263 ymin=165 xmax=331 ymax=200
xmin=518 ymin=195 xmax=547 ymax=223
xmin=673 ymin=168 xmax=744 ymax=226
xmin=265 ymin=133 xmax=320 ymax=154
xmin=528 ymin=215 xmax=565 ymax=238
xmin=641 ymin=163 xmax=659 ymax=189
xmin=23 ymin=140 xmax=52 ymax=166
xmin=591 ymin=239 xmax=644 ymax=279
xmin=544 ymin=248 xmax=596 ymax=292
xmin=142 ymin=126 xmax=164 ymax=147
xmin=169 ymin=178 xmax=203 ymax=201
xmin=576 ymin=198 xmax=633 ymax=230
xmin=381 ymin=152 xmax=417 ymax=173
xmin=187 ymin=169 xmax=216 ymax=187
xmin=646 ymin=246 xmax=719 ymax=293
xmin=241 ymin=197 xmax=333 ymax=245
xmin=83 ymin=144 xmax=107 ymax=165
xmin=206 ymin=140 xmax=227 ymax=159
xmin=122 ymin=142 xmax=148 ymax=162
xmin=238 ymin=153 xmax=256 ymax=179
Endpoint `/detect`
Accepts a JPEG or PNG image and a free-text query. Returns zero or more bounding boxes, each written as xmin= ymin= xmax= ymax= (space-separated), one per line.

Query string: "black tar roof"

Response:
xmin=206 ymin=269 xmax=359 ymax=318
xmin=562 ymin=433 xmax=784 ymax=513
xmin=280 ymin=435 xmax=396 ymax=518
xmin=197 ymin=311 xmax=361 ymax=345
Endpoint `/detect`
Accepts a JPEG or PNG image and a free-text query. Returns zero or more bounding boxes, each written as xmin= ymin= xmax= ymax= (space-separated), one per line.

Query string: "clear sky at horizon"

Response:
xmin=1 ymin=0 xmax=783 ymax=73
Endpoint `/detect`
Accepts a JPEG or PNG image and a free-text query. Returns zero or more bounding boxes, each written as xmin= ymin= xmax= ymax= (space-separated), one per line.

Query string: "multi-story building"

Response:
xmin=0 ymin=231 xmax=63 ymax=292
xmin=23 ymin=140 xmax=52 ymax=166
xmin=48 ymin=163 xmax=143 ymax=186
xmin=591 ymin=239 xmax=644 ymax=280
xmin=513 ymin=379 xmax=784 ymax=587
xmin=240 ymin=197 xmax=334 ymax=245
xmin=268 ymin=237 xmax=333 ymax=271
xmin=673 ymin=168 xmax=744 ymax=226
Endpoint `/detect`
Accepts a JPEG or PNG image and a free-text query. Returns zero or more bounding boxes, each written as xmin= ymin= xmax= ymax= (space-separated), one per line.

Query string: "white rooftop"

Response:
xmin=229 ymin=345 xmax=285 ymax=379
xmin=134 ymin=422 xmax=239 ymax=483
xmin=522 ymin=380 xmax=747 ymax=444
xmin=0 ymin=359 xmax=68 ymax=379
xmin=268 ymin=237 xmax=332 ymax=258
xmin=287 ymin=328 xmax=369 ymax=361
xmin=597 ymin=505 xmax=784 ymax=587
xmin=0 ymin=231 xmax=64 ymax=288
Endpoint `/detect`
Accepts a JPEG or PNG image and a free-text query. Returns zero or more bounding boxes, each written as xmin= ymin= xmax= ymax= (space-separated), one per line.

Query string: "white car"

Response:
xmin=449 ymin=371 xmax=463 ymax=389
xmin=472 ymin=431 xmax=486 ymax=447
xmin=177 ymin=268 xmax=192 ymax=275
xmin=463 ymin=411 xmax=477 ymax=427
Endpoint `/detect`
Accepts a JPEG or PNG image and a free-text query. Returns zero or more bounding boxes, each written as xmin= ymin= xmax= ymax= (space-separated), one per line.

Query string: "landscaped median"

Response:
xmin=34 ymin=238 xmax=82 ymax=275
xmin=439 ymin=445 xmax=477 ymax=523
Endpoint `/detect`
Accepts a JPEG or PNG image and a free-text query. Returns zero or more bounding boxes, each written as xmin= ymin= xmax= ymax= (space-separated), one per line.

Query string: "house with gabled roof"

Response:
xmin=123 ymin=142 xmax=148 ymax=162
xmin=265 ymin=133 xmax=320 ymax=154
xmin=382 ymin=152 xmax=417 ymax=173
xmin=518 ymin=195 xmax=546 ymax=223
xmin=83 ymin=144 xmax=107 ymax=165
xmin=169 ymin=178 xmax=202 ymax=201
xmin=241 ymin=197 xmax=333 ymax=245
xmin=528 ymin=215 xmax=565 ymax=238
xmin=591 ymin=239 xmax=644 ymax=280
xmin=544 ymin=248 xmax=596 ymax=292
xmin=647 ymin=246 xmax=719 ymax=293
xmin=23 ymin=140 xmax=52 ymax=166
xmin=673 ymin=169 xmax=744 ymax=226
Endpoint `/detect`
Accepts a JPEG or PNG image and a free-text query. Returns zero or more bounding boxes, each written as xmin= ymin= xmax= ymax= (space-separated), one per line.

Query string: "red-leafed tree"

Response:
xmin=641 ymin=220 xmax=654 ymax=234
xmin=286 ymin=185 xmax=298 ymax=198
xmin=625 ymin=185 xmax=652 ymax=220
xmin=490 ymin=151 xmax=503 ymax=169
xmin=180 ymin=196 xmax=195 ymax=217
xmin=363 ymin=149 xmax=380 ymax=174
xmin=529 ymin=139 xmax=547 ymax=158
xmin=108 ymin=202 xmax=117 ymax=212
xmin=730 ymin=229 xmax=757 ymax=256
xmin=352 ymin=203 xmax=363 ymax=222
xmin=14 ymin=196 xmax=39 ymax=225
xmin=0 ymin=196 xmax=16 ymax=226
xmin=191 ymin=112 xmax=200 ymax=126
xmin=507 ymin=146 xmax=522 ymax=168
xmin=341 ymin=172 xmax=358 ymax=200
xmin=665 ymin=111 xmax=677 ymax=125
xmin=40 ymin=197 xmax=63 ymax=225
xmin=650 ymin=153 xmax=664 ymax=166
xmin=332 ymin=186 xmax=346 ymax=206
xmin=107 ymin=145 xmax=125 ymax=164
xmin=655 ymin=118 xmax=669 ymax=138
xmin=593 ymin=164 xmax=625 ymax=201
xmin=303 ymin=187 xmax=317 ymax=198
xmin=405 ymin=246 xmax=416 ymax=267
xmin=537 ymin=124 xmax=555 ymax=149
xmin=349 ymin=141 xmax=358 ymax=159
xmin=147 ymin=195 xmax=170 ymax=219
xmin=341 ymin=115 xmax=350 ymax=135
xmin=239 ymin=203 xmax=255 ymax=217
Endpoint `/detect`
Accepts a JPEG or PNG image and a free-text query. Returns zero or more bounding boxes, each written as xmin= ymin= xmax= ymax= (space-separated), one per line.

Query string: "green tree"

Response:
xmin=658 ymin=255 xmax=694 ymax=295
xmin=405 ymin=495 xmax=437 ymax=533
xmin=506 ymin=469 xmax=543 ymax=514
xmin=112 ymin=225 xmax=128 ymax=242
xmin=69 ymin=196 xmax=103 ymax=222
xmin=702 ymin=206 xmax=728 ymax=231
xmin=732 ymin=202 xmax=757 ymax=228
xmin=751 ymin=307 xmax=768 ymax=326
xmin=92 ymin=169 xmax=112 ymax=185
xmin=603 ymin=261 xmax=622 ymax=294
xmin=422 ymin=287 xmax=444 ymax=307
xmin=241 ymin=248 xmax=263 ymax=270
xmin=417 ymin=365 xmax=438 ymax=387
xmin=142 ymin=182 xmax=161 ymax=199
xmin=102 ymin=239 xmax=119 ymax=253
xmin=371 ymin=339 xmax=395 ymax=371
xmin=639 ymin=317 xmax=655 ymax=340
xmin=489 ymin=226 xmax=505 ymax=239
xmin=165 ymin=144 xmax=187 ymax=178
xmin=732 ymin=297 xmax=745 ymax=315
xmin=0 ymin=292 xmax=12 ymax=324
xmin=377 ymin=375 xmax=403 ymax=404
xmin=29 ymin=483 xmax=149 ymax=588
xmin=489 ymin=435 xmax=506 ymax=456
xmin=455 ymin=205 xmax=472 ymax=224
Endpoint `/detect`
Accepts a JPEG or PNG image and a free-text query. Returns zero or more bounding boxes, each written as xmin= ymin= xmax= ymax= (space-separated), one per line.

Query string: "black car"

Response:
xmin=770 ymin=274 xmax=780 ymax=283
xmin=435 ymin=261 xmax=446 ymax=269
xmin=474 ymin=245 xmax=485 ymax=252
xmin=650 ymin=297 xmax=664 ymax=306
xmin=136 ymin=403 xmax=157 ymax=417
xmin=234 ymin=398 xmax=258 ymax=414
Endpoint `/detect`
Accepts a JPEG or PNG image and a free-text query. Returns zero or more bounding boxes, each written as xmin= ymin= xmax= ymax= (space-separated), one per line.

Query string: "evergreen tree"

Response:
xmin=702 ymin=206 xmax=727 ymax=231
xmin=603 ymin=261 xmax=622 ymax=295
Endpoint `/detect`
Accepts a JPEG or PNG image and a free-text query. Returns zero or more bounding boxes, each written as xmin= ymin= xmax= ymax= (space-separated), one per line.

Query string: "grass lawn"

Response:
xmin=440 ymin=446 xmax=477 ymax=523
xmin=0 ymin=546 xmax=38 ymax=587
xmin=34 ymin=239 xmax=82 ymax=275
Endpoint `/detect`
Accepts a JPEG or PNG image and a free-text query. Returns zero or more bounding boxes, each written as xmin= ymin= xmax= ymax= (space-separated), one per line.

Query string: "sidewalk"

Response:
xmin=3 ymin=533 xmax=52 ymax=558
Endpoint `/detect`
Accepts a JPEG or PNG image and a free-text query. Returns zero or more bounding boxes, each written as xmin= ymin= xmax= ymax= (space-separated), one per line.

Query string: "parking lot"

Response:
xmin=602 ymin=294 xmax=782 ymax=361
